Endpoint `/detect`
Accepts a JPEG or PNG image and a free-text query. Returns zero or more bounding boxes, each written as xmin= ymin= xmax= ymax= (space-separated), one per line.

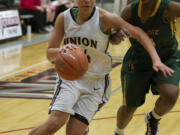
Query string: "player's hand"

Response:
xmin=109 ymin=29 xmax=130 ymax=45
xmin=59 ymin=44 xmax=77 ymax=53
xmin=152 ymin=61 xmax=174 ymax=78
xmin=63 ymin=44 xmax=77 ymax=50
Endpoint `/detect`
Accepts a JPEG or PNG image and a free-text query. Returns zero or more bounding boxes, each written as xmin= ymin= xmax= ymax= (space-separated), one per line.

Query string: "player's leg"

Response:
xmin=66 ymin=115 xmax=88 ymax=135
xmin=114 ymin=70 xmax=151 ymax=135
xmin=114 ymin=49 xmax=152 ymax=135
xmin=115 ymin=105 xmax=137 ymax=135
xmin=155 ymin=84 xmax=179 ymax=116
xmin=68 ymin=76 xmax=110 ymax=135
xmin=28 ymin=76 xmax=80 ymax=135
xmin=145 ymin=55 xmax=180 ymax=135
xmin=145 ymin=84 xmax=179 ymax=135
xmin=29 ymin=110 xmax=69 ymax=135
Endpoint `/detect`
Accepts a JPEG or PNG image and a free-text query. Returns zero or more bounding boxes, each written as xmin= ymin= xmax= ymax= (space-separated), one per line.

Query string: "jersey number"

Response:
xmin=84 ymin=49 xmax=91 ymax=63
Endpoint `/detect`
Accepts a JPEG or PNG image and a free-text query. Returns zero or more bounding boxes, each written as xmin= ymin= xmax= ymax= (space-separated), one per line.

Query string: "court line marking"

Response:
xmin=0 ymin=86 xmax=121 ymax=134
xmin=0 ymin=60 xmax=49 ymax=80
xmin=111 ymin=86 xmax=121 ymax=95
xmin=0 ymin=85 xmax=180 ymax=134
xmin=0 ymin=127 xmax=35 ymax=134
xmin=0 ymin=110 xmax=180 ymax=134
xmin=1 ymin=63 xmax=178 ymax=134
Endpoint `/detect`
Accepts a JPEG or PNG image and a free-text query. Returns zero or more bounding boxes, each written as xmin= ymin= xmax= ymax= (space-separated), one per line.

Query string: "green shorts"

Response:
xmin=121 ymin=49 xmax=180 ymax=107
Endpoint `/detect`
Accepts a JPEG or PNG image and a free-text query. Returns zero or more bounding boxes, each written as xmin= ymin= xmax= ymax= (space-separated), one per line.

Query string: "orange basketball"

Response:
xmin=55 ymin=45 xmax=88 ymax=81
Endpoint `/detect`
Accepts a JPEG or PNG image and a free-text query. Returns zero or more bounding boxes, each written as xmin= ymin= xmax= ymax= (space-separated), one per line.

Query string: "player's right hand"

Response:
xmin=152 ymin=61 xmax=174 ymax=78
xmin=59 ymin=44 xmax=77 ymax=53
xmin=63 ymin=44 xmax=77 ymax=50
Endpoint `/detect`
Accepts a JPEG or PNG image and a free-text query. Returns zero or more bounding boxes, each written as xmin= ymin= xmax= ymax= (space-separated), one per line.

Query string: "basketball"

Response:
xmin=55 ymin=44 xmax=88 ymax=81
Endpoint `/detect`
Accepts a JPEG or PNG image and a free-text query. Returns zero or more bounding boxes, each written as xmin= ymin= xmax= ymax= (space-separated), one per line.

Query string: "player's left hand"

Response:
xmin=152 ymin=61 xmax=174 ymax=78
xmin=109 ymin=29 xmax=130 ymax=45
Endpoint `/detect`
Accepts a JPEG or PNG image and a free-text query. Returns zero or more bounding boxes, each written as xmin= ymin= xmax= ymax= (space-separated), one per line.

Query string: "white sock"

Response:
xmin=151 ymin=109 xmax=162 ymax=119
xmin=114 ymin=127 xmax=124 ymax=135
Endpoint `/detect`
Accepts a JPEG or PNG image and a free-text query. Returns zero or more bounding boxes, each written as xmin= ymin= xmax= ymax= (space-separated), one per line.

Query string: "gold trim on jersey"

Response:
xmin=170 ymin=18 xmax=177 ymax=38
xmin=151 ymin=0 xmax=161 ymax=16
xmin=138 ymin=0 xmax=161 ymax=17
xmin=123 ymin=75 xmax=127 ymax=106
xmin=138 ymin=0 xmax=142 ymax=17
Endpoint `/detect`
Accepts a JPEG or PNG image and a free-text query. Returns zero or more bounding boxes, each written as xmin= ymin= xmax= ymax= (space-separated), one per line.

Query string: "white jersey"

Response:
xmin=63 ymin=7 xmax=112 ymax=76
xmin=50 ymin=7 xmax=112 ymax=123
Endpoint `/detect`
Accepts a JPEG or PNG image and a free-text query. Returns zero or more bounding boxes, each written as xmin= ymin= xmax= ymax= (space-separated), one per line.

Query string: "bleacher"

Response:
xmin=0 ymin=0 xmax=117 ymax=44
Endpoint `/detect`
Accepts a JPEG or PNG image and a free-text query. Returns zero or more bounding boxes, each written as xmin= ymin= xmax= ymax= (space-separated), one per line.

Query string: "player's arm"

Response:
xmin=101 ymin=8 xmax=161 ymax=63
xmin=100 ymin=8 xmax=174 ymax=77
xmin=109 ymin=5 xmax=131 ymax=44
xmin=165 ymin=1 xmax=180 ymax=19
xmin=47 ymin=13 xmax=64 ymax=61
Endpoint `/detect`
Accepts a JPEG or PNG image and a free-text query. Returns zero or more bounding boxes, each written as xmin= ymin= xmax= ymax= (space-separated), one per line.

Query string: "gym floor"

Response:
xmin=0 ymin=19 xmax=180 ymax=135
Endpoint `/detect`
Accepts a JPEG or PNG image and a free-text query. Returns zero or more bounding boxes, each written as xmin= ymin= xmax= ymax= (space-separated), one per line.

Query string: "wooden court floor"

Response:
xmin=0 ymin=20 xmax=180 ymax=135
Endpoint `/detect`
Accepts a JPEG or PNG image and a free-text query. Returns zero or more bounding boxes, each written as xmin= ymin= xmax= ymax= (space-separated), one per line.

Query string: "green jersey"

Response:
xmin=121 ymin=0 xmax=180 ymax=107
xmin=129 ymin=0 xmax=178 ymax=66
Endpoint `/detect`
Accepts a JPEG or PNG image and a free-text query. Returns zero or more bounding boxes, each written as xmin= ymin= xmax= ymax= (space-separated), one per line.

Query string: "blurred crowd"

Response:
xmin=0 ymin=0 xmax=77 ymax=34
xmin=0 ymin=0 xmax=140 ymax=35
xmin=19 ymin=0 xmax=77 ymax=33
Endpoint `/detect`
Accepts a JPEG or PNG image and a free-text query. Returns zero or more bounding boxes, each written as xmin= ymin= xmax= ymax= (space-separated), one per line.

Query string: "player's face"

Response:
xmin=77 ymin=0 xmax=95 ymax=9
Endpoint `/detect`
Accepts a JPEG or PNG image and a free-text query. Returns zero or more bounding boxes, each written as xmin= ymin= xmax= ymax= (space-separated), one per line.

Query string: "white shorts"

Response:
xmin=49 ymin=74 xmax=111 ymax=124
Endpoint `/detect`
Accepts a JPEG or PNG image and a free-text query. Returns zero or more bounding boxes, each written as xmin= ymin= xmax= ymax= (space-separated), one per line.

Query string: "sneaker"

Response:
xmin=145 ymin=112 xmax=161 ymax=135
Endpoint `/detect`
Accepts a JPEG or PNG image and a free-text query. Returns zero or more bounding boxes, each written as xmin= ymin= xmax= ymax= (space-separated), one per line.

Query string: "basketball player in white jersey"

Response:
xmin=28 ymin=0 xmax=174 ymax=135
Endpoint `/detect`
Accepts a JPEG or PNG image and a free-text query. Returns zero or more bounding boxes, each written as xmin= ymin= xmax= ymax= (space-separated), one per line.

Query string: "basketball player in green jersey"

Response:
xmin=111 ymin=0 xmax=180 ymax=135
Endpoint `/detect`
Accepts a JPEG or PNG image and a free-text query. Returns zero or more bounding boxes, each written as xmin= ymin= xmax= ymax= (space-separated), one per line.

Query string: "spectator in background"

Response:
xmin=41 ymin=0 xmax=56 ymax=32
xmin=51 ymin=0 xmax=76 ymax=25
xmin=19 ymin=0 xmax=48 ymax=33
